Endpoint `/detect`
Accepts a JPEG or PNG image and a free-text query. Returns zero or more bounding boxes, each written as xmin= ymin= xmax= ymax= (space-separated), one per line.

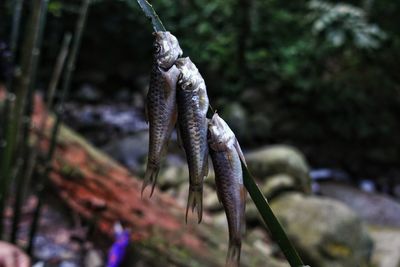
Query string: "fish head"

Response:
xmin=153 ymin=31 xmax=183 ymax=69
xmin=176 ymin=57 xmax=209 ymax=112
xmin=175 ymin=57 xmax=204 ymax=92
xmin=208 ymin=113 xmax=236 ymax=151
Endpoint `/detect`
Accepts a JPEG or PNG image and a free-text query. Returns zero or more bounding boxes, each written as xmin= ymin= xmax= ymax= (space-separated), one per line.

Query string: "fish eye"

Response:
xmin=154 ymin=43 xmax=161 ymax=53
xmin=177 ymin=74 xmax=184 ymax=84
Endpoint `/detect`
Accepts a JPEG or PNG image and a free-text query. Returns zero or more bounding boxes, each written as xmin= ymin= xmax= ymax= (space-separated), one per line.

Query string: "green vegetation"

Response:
xmin=2 ymin=0 xmax=396 ymax=174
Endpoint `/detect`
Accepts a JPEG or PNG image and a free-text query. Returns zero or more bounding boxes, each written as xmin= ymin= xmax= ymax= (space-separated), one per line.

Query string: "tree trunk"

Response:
xmin=31 ymin=96 xmax=287 ymax=267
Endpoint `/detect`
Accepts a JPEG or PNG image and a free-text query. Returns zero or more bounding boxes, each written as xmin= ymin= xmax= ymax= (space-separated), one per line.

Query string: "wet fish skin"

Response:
xmin=208 ymin=113 xmax=246 ymax=267
xmin=142 ymin=31 xmax=182 ymax=197
xmin=175 ymin=57 xmax=209 ymax=223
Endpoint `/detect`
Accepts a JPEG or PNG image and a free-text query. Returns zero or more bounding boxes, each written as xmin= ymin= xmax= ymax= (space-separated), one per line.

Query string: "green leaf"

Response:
xmin=136 ymin=0 xmax=166 ymax=32
xmin=242 ymin=162 xmax=306 ymax=267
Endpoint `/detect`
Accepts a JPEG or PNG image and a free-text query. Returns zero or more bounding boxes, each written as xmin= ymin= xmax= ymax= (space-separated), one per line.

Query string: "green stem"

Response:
xmin=0 ymin=0 xmax=48 ymax=239
xmin=136 ymin=0 xmax=166 ymax=32
xmin=46 ymin=33 xmax=72 ymax=111
xmin=242 ymin=163 xmax=305 ymax=267
xmin=10 ymin=34 xmax=70 ymax=244
xmin=6 ymin=0 xmax=24 ymax=92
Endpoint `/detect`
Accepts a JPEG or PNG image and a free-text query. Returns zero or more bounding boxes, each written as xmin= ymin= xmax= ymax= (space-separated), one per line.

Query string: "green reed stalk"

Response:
xmin=242 ymin=163 xmax=305 ymax=266
xmin=1 ymin=0 xmax=24 ymax=167
xmin=27 ymin=0 xmax=91 ymax=255
xmin=136 ymin=0 xmax=165 ymax=32
xmin=6 ymin=0 xmax=24 ymax=92
xmin=46 ymin=33 xmax=72 ymax=110
xmin=0 ymin=0 xmax=48 ymax=239
xmin=136 ymin=1 xmax=306 ymax=266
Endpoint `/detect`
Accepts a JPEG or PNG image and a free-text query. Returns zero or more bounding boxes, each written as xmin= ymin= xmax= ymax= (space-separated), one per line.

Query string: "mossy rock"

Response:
xmin=261 ymin=173 xmax=297 ymax=199
xmin=245 ymin=145 xmax=311 ymax=193
xmin=270 ymin=192 xmax=373 ymax=267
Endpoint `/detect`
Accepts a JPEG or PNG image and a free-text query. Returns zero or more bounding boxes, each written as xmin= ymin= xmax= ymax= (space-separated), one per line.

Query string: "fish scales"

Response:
xmin=208 ymin=113 xmax=246 ymax=267
xmin=142 ymin=32 xmax=182 ymax=197
xmin=176 ymin=57 xmax=209 ymax=223
xmin=146 ymin=62 xmax=175 ymax=167
xmin=211 ymin=149 xmax=244 ymax=244
xmin=178 ymin=90 xmax=207 ymax=179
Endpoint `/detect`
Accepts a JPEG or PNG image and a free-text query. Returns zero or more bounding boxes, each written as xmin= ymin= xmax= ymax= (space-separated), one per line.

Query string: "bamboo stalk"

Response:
xmin=10 ymin=33 xmax=72 ymax=244
xmin=27 ymin=0 xmax=91 ymax=254
xmin=0 ymin=0 xmax=48 ymax=239
xmin=1 ymin=0 xmax=24 ymax=176
xmin=6 ymin=0 xmax=24 ymax=92
xmin=46 ymin=33 xmax=72 ymax=111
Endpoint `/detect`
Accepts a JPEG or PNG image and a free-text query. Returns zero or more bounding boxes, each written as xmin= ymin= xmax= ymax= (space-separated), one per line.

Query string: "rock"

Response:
xmin=102 ymin=131 xmax=148 ymax=171
xmin=157 ymin=161 xmax=189 ymax=190
xmin=203 ymin=185 xmax=222 ymax=212
xmin=211 ymin=211 xmax=228 ymax=229
xmin=369 ymin=226 xmax=400 ymax=267
xmin=76 ymin=83 xmax=102 ymax=102
xmin=131 ymin=92 xmax=145 ymax=110
xmin=245 ymin=201 xmax=259 ymax=225
xmin=245 ymin=145 xmax=311 ymax=194
xmin=247 ymin=228 xmax=274 ymax=256
xmin=318 ymin=182 xmax=400 ymax=228
xmin=83 ymin=248 xmax=104 ymax=267
xmin=270 ymin=192 xmax=373 ymax=267
xmin=261 ymin=173 xmax=297 ymax=199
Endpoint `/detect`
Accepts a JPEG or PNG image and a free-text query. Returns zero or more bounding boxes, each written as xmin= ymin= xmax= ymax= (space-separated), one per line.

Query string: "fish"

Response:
xmin=208 ymin=113 xmax=247 ymax=267
xmin=175 ymin=57 xmax=209 ymax=223
xmin=142 ymin=31 xmax=183 ymax=197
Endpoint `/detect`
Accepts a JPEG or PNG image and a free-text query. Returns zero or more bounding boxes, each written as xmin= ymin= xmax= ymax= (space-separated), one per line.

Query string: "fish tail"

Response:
xmin=141 ymin=163 xmax=160 ymax=198
xmin=226 ymin=240 xmax=241 ymax=267
xmin=185 ymin=184 xmax=203 ymax=224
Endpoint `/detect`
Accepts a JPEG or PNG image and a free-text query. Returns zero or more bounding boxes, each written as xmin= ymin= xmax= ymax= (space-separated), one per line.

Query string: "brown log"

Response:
xmin=31 ymin=96 xmax=287 ymax=267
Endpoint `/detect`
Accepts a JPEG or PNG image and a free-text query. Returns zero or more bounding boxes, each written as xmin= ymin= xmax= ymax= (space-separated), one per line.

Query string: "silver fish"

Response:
xmin=142 ymin=31 xmax=183 ymax=197
xmin=208 ymin=113 xmax=247 ymax=267
xmin=175 ymin=57 xmax=209 ymax=223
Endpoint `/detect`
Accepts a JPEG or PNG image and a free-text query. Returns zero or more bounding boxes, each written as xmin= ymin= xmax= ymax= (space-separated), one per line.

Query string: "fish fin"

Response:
xmin=204 ymin=160 xmax=209 ymax=178
xmin=160 ymin=65 xmax=179 ymax=98
xmin=144 ymin=104 xmax=149 ymax=124
xmin=176 ymin=124 xmax=184 ymax=150
xmin=226 ymin=241 xmax=241 ymax=267
xmin=141 ymin=163 xmax=160 ymax=198
xmin=165 ymin=109 xmax=177 ymax=150
xmin=216 ymin=187 xmax=223 ymax=204
xmin=199 ymin=94 xmax=209 ymax=112
xmin=234 ymin=139 xmax=247 ymax=167
xmin=203 ymin=121 xmax=209 ymax=177
xmin=203 ymin=151 xmax=209 ymax=178
xmin=227 ymin=153 xmax=234 ymax=169
xmin=185 ymin=185 xmax=203 ymax=224
xmin=240 ymin=185 xmax=247 ymax=236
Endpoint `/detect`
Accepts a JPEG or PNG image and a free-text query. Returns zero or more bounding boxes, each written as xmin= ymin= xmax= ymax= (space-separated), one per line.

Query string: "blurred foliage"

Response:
xmin=1 ymin=0 xmax=400 ymax=176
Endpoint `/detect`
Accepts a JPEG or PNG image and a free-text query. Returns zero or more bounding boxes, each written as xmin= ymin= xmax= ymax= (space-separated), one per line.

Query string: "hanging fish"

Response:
xmin=208 ymin=113 xmax=247 ymax=267
xmin=142 ymin=31 xmax=183 ymax=197
xmin=175 ymin=57 xmax=209 ymax=223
